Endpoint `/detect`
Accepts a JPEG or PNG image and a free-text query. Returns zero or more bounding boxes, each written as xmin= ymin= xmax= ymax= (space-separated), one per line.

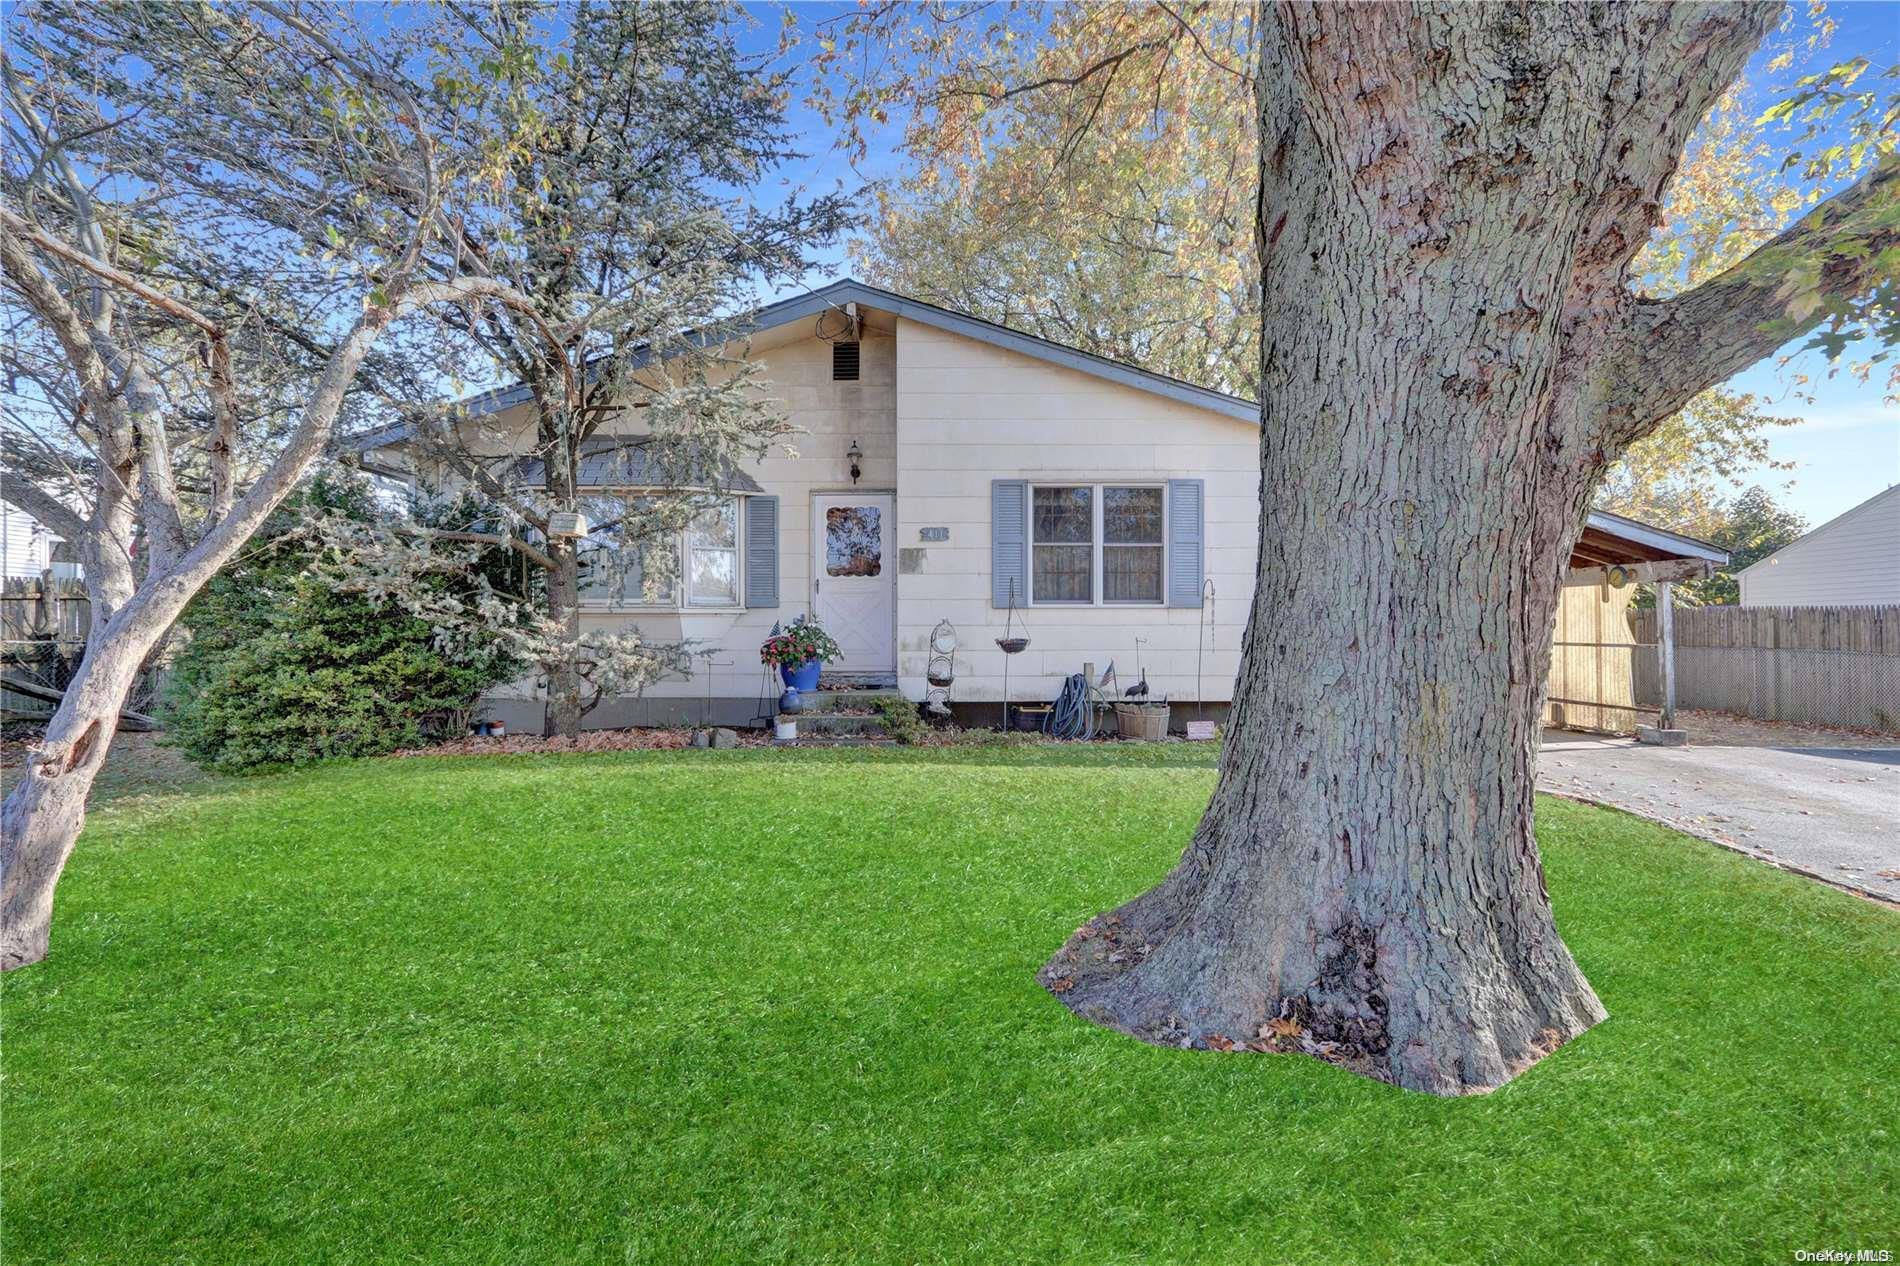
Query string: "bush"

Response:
xmin=867 ymin=693 xmax=925 ymax=744
xmin=164 ymin=475 xmax=521 ymax=773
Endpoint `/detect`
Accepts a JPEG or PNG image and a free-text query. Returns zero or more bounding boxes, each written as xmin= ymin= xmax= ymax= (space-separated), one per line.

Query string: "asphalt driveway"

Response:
xmin=1539 ymin=730 xmax=1900 ymax=903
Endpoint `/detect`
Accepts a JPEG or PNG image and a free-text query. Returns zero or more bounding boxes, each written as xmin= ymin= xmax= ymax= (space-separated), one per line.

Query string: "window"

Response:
xmin=686 ymin=500 xmax=740 ymax=606
xmin=1103 ymin=487 xmax=1164 ymax=603
xmin=577 ymin=494 xmax=743 ymax=610
xmin=1031 ymin=484 xmax=1164 ymax=605
xmin=578 ymin=495 xmax=676 ymax=608
xmin=825 ymin=504 xmax=882 ymax=577
xmin=832 ymin=340 xmax=860 ymax=381
xmin=1033 ymin=486 xmax=1093 ymax=603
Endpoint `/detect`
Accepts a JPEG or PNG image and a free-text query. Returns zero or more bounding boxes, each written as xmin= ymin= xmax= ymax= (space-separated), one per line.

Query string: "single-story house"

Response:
xmin=1738 ymin=483 xmax=1900 ymax=607
xmin=354 ymin=279 xmax=1725 ymax=731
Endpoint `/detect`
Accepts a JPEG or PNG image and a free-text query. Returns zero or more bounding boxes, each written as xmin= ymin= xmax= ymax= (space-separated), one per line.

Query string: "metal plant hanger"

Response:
xmin=996 ymin=579 xmax=1028 ymax=730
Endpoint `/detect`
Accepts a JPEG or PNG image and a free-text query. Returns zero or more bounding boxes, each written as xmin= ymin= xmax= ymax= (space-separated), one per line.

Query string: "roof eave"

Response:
xmin=1583 ymin=509 xmax=1729 ymax=565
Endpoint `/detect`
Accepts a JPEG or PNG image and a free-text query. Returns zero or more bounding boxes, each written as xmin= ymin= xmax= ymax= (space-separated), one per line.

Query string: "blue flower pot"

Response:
xmin=779 ymin=658 xmax=822 ymax=693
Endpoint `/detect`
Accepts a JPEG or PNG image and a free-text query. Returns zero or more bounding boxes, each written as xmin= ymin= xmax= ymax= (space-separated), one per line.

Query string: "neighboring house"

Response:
xmin=1737 ymin=484 xmax=1900 ymax=607
xmin=2 ymin=501 xmax=79 ymax=581
xmin=356 ymin=279 xmax=1724 ymax=730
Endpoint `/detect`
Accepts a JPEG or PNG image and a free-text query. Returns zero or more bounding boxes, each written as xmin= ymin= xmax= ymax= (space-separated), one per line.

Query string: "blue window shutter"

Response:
xmin=992 ymin=479 xmax=1028 ymax=608
xmin=745 ymin=496 xmax=779 ymax=608
xmin=1167 ymin=479 xmax=1205 ymax=608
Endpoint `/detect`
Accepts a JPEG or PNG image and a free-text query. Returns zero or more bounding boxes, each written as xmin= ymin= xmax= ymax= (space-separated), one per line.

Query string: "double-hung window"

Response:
xmin=1030 ymin=483 xmax=1164 ymax=605
xmin=684 ymin=499 xmax=740 ymax=607
xmin=578 ymin=493 xmax=743 ymax=610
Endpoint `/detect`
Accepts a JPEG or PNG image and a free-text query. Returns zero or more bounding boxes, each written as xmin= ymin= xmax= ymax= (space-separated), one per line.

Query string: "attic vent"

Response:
xmin=832 ymin=340 xmax=860 ymax=382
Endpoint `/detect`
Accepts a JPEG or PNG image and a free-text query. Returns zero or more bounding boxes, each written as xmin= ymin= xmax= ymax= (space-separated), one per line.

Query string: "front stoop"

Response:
xmin=779 ymin=688 xmax=906 ymax=742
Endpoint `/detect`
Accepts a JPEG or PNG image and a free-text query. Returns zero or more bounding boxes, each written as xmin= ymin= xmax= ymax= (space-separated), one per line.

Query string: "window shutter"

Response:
xmin=745 ymin=496 xmax=779 ymax=608
xmin=1167 ymin=478 xmax=1205 ymax=608
xmin=991 ymin=479 xmax=1028 ymax=609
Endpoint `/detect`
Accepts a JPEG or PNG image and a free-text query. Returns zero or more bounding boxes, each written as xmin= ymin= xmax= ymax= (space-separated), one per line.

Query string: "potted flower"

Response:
xmin=760 ymin=615 xmax=842 ymax=694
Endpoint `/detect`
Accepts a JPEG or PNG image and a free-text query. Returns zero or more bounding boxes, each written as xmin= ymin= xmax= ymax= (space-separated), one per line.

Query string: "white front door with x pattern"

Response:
xmin=812 ymin=492 xmax=895 ymax=677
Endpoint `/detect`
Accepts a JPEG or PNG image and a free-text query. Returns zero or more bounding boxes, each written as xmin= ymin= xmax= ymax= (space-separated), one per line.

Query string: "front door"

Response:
xmin=812 ymin=492 xmax=895 ymax=678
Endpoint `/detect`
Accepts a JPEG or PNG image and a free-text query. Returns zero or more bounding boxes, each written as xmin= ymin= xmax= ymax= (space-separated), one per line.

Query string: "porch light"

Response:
xmin=847 ymin=439 xmax=863 ymax=485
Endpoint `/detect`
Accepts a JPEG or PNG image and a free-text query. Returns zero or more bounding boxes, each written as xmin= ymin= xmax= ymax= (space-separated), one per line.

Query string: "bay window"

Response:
xmin=1030 ymin=483 xmax=1165 ymax=606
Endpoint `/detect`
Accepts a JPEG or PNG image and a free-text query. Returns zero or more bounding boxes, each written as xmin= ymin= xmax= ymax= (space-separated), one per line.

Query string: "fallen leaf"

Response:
xmin=1206 ymin=1035 xmax=1235 ymax=1052
xmin=1050 ymin=977 xmax=1075 ymax=994
xmin=1265 ymin=1016 xmax=1303 ymax=1040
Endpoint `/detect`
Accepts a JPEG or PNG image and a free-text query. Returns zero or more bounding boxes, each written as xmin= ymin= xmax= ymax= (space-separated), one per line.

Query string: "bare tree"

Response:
xmin=0 ymin=3 xmax=547 ymax=970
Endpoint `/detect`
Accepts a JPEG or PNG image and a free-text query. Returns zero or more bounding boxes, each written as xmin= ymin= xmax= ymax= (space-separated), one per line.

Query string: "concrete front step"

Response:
xmin=792 ymin=711 xmax=888 ymax=737
xmin=796 ymin=688 xmax=903 ymax=712
xmin=771 ymin=735 xmax=898 ymax=748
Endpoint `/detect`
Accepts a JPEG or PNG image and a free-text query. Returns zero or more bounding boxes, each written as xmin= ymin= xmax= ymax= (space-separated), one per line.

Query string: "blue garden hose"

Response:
xmin=1043 ymin=673 xmax=1095 ymax=740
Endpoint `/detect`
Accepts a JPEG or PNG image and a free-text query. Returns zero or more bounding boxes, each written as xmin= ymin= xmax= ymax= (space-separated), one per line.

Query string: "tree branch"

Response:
xmin=0 ymin=473 xmax=86 ymax=541
xmin=1603 ymin=158 xmax=1898 ymax=447
xmin=401 ymin=525 xmax=557 ymax=572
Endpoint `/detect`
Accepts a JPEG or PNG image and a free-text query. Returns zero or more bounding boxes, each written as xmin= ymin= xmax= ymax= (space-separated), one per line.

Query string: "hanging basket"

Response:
xmin=996 ymin=581 xmax=1029 ymax=654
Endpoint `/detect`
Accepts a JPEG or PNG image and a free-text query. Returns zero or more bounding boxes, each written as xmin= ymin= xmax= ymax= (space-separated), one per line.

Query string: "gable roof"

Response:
xmin=344 ymin=278 xmax=1725 ymax=566
xmin=1736 ymin=482 xmax=1899 ymax=576
xmin=346 ymin=277 xmax=1259 ymax=456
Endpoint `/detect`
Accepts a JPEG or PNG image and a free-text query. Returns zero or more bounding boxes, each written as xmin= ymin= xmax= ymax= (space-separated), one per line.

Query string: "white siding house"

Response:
xmin=357 ymin=279 xmax=1721 ymax=731
xmin=1738 ymin=484 xmax=1900 ymax=607
xmin=2 ymin=501 xmax=59 ymax=579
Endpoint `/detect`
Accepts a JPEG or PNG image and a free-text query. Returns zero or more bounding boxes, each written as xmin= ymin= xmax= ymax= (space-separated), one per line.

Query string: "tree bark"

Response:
xmin=1041 ymin=2 xmax=1783 ymax=1094
xmin=543 ymin=538 xmax=585 ymax=738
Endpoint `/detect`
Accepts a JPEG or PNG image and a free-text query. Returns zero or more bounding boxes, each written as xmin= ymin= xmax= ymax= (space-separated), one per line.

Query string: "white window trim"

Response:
xmin=1028 ymin=482 xmax=1167 ymax=608
xmin=576 ymin=491 xmax=747 ymax=614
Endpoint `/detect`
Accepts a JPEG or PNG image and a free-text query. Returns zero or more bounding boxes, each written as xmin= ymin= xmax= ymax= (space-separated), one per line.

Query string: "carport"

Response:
xmin=1543 ymin=511 xmax=1730 ymax=735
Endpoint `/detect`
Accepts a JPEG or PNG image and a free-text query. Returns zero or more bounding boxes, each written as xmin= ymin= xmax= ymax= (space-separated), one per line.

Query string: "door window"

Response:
xmin=825 ymin=505 xmax=883 ymax=577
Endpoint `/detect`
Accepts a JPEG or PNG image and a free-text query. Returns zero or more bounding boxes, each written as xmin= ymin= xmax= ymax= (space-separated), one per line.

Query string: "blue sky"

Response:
xmin=750 ymin=2 xmax=1898 ymax=531
xmin=1713 ymin=0 xmax=1899 ymax=529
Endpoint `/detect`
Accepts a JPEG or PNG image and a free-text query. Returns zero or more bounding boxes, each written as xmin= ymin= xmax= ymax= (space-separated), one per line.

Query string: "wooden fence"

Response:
xmin=1 ymin=573 xmax=90 ymax=643
xmin=1 ymin=574 xmax=169 ymax=723
xmin=1629 ymin=604 xmax=1900 ymax=732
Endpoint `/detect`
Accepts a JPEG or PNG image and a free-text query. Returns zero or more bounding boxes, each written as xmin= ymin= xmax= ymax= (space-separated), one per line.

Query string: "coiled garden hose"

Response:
xmin=1043 ymin=673 xmax=1095 ymax=741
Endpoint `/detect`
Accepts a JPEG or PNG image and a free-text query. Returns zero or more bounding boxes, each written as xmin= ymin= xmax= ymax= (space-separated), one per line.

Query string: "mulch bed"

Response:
xmin=393 ymin=726 xmax=768 ymax=758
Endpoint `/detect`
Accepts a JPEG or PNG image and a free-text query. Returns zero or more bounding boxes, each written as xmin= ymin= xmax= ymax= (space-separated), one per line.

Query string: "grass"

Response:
xmin=3 ymin=744 xmax=1895 ymax=1264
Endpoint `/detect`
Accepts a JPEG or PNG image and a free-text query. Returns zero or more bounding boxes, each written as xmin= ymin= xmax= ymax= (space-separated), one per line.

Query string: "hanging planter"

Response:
xmin=996 ymin=580 xmax=1030 ymax=654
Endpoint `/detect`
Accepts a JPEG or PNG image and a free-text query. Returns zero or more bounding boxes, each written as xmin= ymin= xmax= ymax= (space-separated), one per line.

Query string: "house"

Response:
xmin=355 ymin=279 xmax=1724 ymax=732
xmin=1 ymin=501 xmax=79 ymax=581
xmin=1737 ymin=484 xmax=1900 ymax=607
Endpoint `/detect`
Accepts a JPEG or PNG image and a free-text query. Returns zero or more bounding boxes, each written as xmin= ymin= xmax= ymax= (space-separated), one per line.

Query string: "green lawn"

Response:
xmin=3 ymin=746 xmax=1895 ymax=1264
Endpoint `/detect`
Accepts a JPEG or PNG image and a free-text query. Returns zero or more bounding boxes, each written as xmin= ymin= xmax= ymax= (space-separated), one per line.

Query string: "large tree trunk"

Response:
xmin=543 ymin=539 xmax=585 ymax=738
xmin=1041 ymin=3 xmax=1776 ymax=1094
xmin=1 ymin=590 xmax=177 ymax=968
